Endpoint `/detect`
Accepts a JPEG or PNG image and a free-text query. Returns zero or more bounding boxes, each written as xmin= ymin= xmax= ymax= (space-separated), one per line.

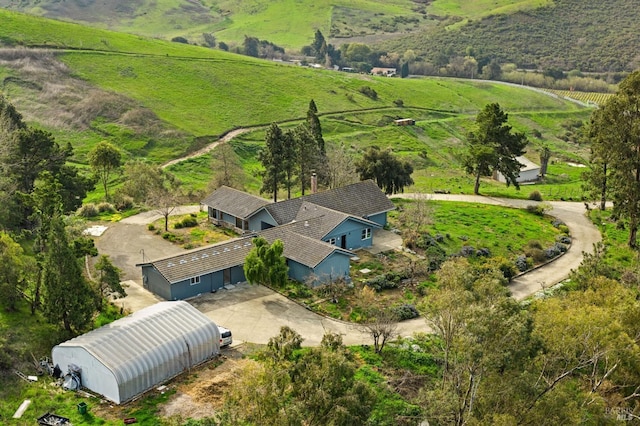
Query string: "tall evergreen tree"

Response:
xmin=259 ymin=123 xmax=286 ymax=202
xmin=282 ymin=130 xmax=297 ymax=199
xmin=41 ymin=216 xmax=95 ymax=334
xmin=307 ymin=100 xmax=325 ymax=154
xmin=587 ymin=71 xmax=640 ymax=247
xmin=292 ymin=124 xmax=321 ymax=195
xmin=464 ymin=103 xmax=527 ymax=195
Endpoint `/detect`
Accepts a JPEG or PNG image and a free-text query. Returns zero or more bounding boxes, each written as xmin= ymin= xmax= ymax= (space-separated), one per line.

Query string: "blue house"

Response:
xmin=139 ymin=180 xmax=395 ymax=300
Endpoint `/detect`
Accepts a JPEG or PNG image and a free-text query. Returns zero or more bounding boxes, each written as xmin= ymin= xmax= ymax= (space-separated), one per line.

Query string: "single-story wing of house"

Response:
xmin=139 ymin=180 xmax=395 ymax=300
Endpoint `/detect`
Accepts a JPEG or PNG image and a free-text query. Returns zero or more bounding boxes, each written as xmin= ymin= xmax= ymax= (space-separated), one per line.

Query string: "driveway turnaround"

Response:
xmin=95 ymin=195 xmax=600 ymax=345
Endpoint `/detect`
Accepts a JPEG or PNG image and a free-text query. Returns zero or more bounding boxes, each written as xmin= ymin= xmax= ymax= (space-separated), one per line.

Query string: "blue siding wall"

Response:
xmin=171 ymin=277 xmax=208 ymax=300
xmin=248 ymin=209 xmax=278 ymax=232
xmin=142 ymin=265 xmax=171 ymax=300
xmin=312 ymin=253 xmax=351 ymax=285
xmin=165 ymin=266 xmax=247 ymax=300
xmin=221 ymin=212 xmax=236 ymax=227
xmin=366 ymin=212 xmax=388 ymax=227
xmin=324 ymin=219 xmax=375 ymax=250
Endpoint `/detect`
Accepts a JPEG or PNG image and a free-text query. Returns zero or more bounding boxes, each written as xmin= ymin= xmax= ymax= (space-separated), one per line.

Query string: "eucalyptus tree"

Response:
xmin=587 ymin=71 xmax=640 ymax=247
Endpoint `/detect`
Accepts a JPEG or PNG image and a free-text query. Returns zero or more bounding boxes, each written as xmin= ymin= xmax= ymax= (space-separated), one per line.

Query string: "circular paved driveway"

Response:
xmin=94 ymin=196 xmax=600 ymax=345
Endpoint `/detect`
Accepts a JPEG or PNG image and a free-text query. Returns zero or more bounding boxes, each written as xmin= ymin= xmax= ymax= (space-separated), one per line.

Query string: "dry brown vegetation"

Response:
xmin=0 ymin=48 xmax=167 ymax=134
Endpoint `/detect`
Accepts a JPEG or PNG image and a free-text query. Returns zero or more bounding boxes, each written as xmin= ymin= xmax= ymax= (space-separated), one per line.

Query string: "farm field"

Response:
xmin=545 ymin=89 xmax=614 ymax=106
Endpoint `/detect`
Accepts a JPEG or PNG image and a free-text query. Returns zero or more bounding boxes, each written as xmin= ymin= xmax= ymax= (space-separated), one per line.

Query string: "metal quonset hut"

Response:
xmin=51 ymin=301 xmax=220 ymax=404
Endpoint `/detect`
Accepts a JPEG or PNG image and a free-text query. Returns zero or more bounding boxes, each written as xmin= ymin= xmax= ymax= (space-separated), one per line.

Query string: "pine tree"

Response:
xmin=259 ymin=123 xmax=286 ymax=202
xmin=41 ymin=216 xmax=95 ymax=333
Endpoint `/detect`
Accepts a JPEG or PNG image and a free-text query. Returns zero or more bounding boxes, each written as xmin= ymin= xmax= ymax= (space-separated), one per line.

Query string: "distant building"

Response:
xmin=494 ymin=156 xmax=541 ymax=183
xmin=394 ymin=118 xmax=415 ymax=126
xmin=371 ymin=67 xmax=397 ymax=77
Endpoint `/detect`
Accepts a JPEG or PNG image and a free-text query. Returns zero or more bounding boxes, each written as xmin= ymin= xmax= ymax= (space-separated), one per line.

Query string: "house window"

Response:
xmin=328 ymin=237 xmax=336 ymax=245
xmin=190 ymin=276 xmax=201 ymax=285
xmin=209 ymin=208 xmax=219 ymax=219
xmin=361 ymin=228 xmax=371 ymax=240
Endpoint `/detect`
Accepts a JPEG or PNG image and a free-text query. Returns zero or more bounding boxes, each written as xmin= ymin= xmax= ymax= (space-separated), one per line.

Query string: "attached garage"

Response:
xmin=52 ymin=301 xmax=220 ymax=404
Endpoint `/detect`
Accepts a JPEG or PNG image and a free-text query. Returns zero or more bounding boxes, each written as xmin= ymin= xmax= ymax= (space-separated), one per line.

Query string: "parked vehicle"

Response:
xmin=218 ymin=326 xmax=232 ymax=347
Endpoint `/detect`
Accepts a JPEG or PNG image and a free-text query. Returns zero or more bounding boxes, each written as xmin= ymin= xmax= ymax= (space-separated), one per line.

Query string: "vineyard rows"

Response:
xmin=545 ymin=90 xmax=614 ymax=106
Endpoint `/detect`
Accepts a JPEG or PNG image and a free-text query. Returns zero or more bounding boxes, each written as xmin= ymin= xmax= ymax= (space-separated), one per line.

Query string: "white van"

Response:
xmin=218 ymin=326 xmax=232 ymax=348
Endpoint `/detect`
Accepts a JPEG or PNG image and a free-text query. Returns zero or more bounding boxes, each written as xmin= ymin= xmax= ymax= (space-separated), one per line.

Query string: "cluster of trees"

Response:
xmin=300 ymin=30 xmax=414 ymax=76
xmin=419 ymin=257 xmax=640 ymax=424
xmin=222 ymin=327 xmax=374 ymax=425
xmin=585 ymin=71 xmax=640 ymax=247
xmin=258 ymin=100 xmax=327 ymax=201
xmin=258 ymin=100 xmax=415 ymax=199
xmin=0 ymin=96 xmax=124 ymax=335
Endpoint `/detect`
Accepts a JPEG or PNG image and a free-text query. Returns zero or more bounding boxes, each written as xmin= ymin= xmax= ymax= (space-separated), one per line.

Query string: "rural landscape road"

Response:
xmin=94 ymin=195 xmax=600 ymax=346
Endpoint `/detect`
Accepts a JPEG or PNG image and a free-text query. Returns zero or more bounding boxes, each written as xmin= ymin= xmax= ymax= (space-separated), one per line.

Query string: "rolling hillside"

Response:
xmin=1 ymin=0 xmax=638 ymax=74
xmin=0 ymin=8 xmax=592 ymax=200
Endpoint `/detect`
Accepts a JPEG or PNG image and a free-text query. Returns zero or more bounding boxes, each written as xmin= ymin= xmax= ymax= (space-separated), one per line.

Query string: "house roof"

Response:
xmin=201 ymin=186 xmax=271 ymax=219
xmin=516 ymin=156 xmax=540 ymax=172
xmin=261 ymin=180 xmax=395 ymax=224
xmin=141 ymin=227 xmax=354 ymax=284
xmin=300 ymin=180 xmax=395 ymax=219
xmin=260 ymin=225 xmax=353 ymax=269
xmin=141 ymin=237 xmax=255 ymax=284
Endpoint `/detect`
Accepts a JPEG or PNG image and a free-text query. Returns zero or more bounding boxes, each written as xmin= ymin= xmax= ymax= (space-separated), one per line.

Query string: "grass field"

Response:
xmin=0 ymin=8 xmax=595 ymax=201
xmin=429 ymin=0 xmax=552 ymax=20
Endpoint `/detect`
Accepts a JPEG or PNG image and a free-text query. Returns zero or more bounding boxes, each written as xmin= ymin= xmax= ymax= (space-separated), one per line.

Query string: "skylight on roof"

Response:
xmin=179 ymin=259 xmax=187 ymax=264
xmin=201 ymin=253 xmax=209 ymax=258
xmin=167 ymin=262 xmax=175 ymax=267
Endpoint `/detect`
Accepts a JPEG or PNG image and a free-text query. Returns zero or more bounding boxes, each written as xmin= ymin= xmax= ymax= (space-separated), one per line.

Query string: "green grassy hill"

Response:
xmin=1 ymin=0 xmax=638 ymax=74
xmin=0 ymin=0 xmax=553 ymax=48
xmin=0 ymin=8 xmax=592 ymax=201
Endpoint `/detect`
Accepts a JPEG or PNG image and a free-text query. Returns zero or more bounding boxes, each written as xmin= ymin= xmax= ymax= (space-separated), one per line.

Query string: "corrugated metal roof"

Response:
xmin=201 ymin=186 xmax=271 ymax=219
xmin=53 ymin=302 xmax=219 ymax=403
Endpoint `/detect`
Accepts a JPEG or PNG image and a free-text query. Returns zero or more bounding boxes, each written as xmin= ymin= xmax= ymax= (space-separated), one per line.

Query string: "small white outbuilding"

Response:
xmin=52 ymin=301 xmax=220 ymax=404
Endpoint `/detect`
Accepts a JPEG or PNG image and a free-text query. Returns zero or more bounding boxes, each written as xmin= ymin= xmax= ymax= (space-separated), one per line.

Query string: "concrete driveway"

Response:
xmin=94 ymin=196 xmax=599 ymax=345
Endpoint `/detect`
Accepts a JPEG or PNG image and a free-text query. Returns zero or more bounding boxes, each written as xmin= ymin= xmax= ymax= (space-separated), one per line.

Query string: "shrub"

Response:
xmin=359 ymin=86 xmax=378 ymax=100
xmin=527 ymin=240 xmax=543 ymax=250
xmin=515 ymin=255 xmax=528 ymax=272
xmin=558 ymin=235 xmax=571 ymax=244
xmin=434 ymin=234 xmax=445 ymax=243
xmin=558 ymin=224 xmax=570 ymax=234
xmin=364 ymin=272 xmax=406 ymax=292
xmin=416 ymin=233 xmax=438 ymax=250
xmin=459 ymin=246 xmax=476 ymax=257
xmin=113 ymin=194 xmax=134 ymax=211
xmin=78 ymin=203 xmax=98 ymax=218
xmin=544 ymin=245 xmax=562 ymax=259
xmin=528 ymin=190 xmax=543 ymax=201
xmin=553 ymin=242 xmax=568 ymax=253
xmin=529 ymin=248 xmax=547 ymax=263
xmin=425 ymin=245 xmax=447 ymax=271
xmin=476 ymin=247 xmax=491 ymax=257
xmin=393 ymin=99 xmax=404 ymax=107
xmin=393 ymin=304 xmax=419 ymax=321
xmin=526 ymin=202 xmax=552 ymax=216
xmin=174 ymin=216 xmax=198 ymax=229
xmin=97 ymin=202 xmax=116 ymax=213
xmin=147 ymin=223 xmax=156 ymax=231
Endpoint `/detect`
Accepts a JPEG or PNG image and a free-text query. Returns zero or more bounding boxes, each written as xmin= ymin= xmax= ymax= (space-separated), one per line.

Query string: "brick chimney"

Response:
xmin=311 ymin=172 xmax=318 ymax=194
